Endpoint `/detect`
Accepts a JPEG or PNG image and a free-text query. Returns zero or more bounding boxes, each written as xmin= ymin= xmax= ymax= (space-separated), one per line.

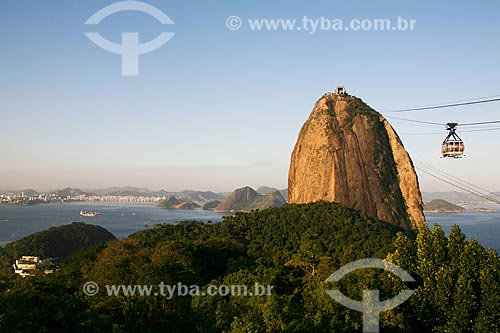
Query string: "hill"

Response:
xmin=247 ymin=190 xmax=287 ymax=210
xmin=256 ymin=186 xmax=279 ymax=194
xmin=156 ymin=196 xmax=201 ymax=210
xmin=85 ymin=201 xmax=409 ymax=290
xmin=214 ymin=186 xmax=286 ymax=212
xmin=175 ymin=190 xmax=224 ymax=203
xmin=202 ymin=200 xmax=221 ymax=210
xmin=2 ymin=222 xmax=116 ymax=259
xmin=422 ymin=191 xmax=494 ymax=204
xmin=20 ymin=189 xmax=40 ymax=196
xmin=90 ymin=186 xmax=153 ymax=196
xmin=288 ymin=90 xmax=425 ymax=229
xmin=424 ymin=199 xmax=465 ymax=213
xmin=50 ymin=187 xmax=91 ymax=197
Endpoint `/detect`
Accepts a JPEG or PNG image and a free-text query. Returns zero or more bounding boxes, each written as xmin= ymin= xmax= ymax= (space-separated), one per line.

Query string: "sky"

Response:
xmin=1 ymin=0 xmax=500 ymax=192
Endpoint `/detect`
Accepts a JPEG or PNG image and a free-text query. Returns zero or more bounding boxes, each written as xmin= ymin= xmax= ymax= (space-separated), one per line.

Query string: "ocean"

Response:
xmin=425 ymin=205 xmax=500 ymax=252
xmin=0 ymin=202 xmax=499 ymax=252
xmin=0 ymin=202 xmax=226 ymax=247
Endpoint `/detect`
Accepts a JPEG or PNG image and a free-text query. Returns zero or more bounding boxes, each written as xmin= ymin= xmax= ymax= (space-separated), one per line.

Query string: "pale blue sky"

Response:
xmin=1 ymin=0 xmax=500 ymax=192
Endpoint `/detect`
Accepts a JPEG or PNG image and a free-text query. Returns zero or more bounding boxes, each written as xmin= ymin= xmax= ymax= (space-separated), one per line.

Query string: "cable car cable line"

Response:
xmin=385 ymin=116 xmax=444 ymax=126
xmin=401 ymin=132 xmax=444 ymax=136
xmin=384 ymin=97 xmax=500 ymax=113
xmin=415 ymin=160 xmax=500 ymax=201
xmin=433 ymin=94 xmax=500 ymax=104
xmin=386 ymin=116 xmax=500 ymax=128
xmin=401 ymin=127 xmax=500 ymax=136
xmin=386 ymin=95 xmax=500 ymax=111
xmin=382 ymin=93 xmax=500 ymax=112
xmin=458 ymin=120 xmax=500 ymax=126
xmin=415 ymin=166 xmax=500 ymax=205
xmin=416 ymin=166 xmax=500 ymax=205
xmin=459 ymin=127 xmax=500 ymax=133
xmin=381 ymin=95 xmax=500 ymax=157
xmin=386 ymin=117 xmax=500 ymax=155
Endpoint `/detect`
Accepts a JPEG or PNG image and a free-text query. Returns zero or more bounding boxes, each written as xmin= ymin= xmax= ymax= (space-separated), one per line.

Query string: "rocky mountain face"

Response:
xmin=288 ymin=92 xmax=425 ymax=229
xmin=214 ymin=186 xmax=286 ymax=212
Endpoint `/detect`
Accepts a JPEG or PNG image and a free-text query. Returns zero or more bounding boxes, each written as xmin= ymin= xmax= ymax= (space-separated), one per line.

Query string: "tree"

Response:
xmin=385 ymin=224 xmax=500 ymax=332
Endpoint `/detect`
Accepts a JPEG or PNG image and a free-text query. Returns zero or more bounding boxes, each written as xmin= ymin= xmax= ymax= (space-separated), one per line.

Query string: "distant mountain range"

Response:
xmin=0 ymin=186 xmax=288 ymax=205
xmin=4 ymin=186 xmax=499 ymax=205
xmin=155 ymin=186 xmax=288 ymax=212
xmin=51 ymin=188 xmax=89 ymax=197
xmin=0 ymin=186 xmax=224 ymax=203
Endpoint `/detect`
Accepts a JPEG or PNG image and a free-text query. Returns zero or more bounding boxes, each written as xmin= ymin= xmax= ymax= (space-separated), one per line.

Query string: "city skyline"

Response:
xmin=2 ymin=1 xmax=500 ymax=193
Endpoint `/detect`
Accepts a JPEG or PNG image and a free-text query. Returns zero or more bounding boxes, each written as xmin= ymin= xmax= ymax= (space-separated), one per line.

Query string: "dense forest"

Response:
xmin=0 ymin=202 xmax=498 ymax=332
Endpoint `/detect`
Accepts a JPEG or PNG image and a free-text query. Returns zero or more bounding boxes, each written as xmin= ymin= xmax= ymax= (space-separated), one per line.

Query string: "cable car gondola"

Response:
xmin=441 ymin=122 xmax=464 ymax=158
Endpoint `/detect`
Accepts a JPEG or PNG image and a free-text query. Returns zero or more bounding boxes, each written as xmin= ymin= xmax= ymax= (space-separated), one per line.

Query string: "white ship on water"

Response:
xmin=79 ymin=210 xmax=101 ymax=217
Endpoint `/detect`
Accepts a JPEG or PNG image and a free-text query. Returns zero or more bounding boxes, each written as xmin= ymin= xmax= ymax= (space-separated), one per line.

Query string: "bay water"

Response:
xmin=0 ymin=202 xmax=499 ymax=252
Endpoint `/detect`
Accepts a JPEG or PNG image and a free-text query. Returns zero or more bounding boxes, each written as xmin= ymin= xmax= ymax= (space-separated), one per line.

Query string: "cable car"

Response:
xmin=441 ymin=122 xmax=464 ymax=158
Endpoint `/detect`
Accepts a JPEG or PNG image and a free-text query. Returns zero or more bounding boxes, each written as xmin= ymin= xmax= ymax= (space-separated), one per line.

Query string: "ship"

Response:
xmin=79 ymin=210 xmax=101 ymax=217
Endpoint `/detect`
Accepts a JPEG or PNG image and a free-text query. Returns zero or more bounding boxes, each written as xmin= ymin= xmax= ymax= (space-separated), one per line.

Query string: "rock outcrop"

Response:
xmin=288 ymin=92 xmax=425 ymax=229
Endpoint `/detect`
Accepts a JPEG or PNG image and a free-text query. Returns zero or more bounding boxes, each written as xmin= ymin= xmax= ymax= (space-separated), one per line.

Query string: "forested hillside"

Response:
xmin=1 ymin=222 xmax=116 ymax=260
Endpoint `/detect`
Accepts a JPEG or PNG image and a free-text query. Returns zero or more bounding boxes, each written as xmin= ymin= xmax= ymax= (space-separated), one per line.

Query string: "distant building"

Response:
xmin=324 ymin=86 xmax=348 ymax=98
xmin=334 ymin=86 xmax=347 ymax=96
xmin=12 ymin=256 xmax=54 ymax=278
